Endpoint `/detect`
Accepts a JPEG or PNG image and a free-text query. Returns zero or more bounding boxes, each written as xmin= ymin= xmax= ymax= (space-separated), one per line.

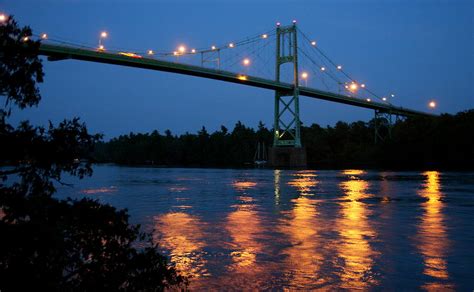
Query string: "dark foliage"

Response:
xmin=0 ymin=16 xmax=186 ymax=291
xmin=94 ymin=111 xmax=474 ymax=170
xmin=0 ymin=15 xmax=43 ymax=111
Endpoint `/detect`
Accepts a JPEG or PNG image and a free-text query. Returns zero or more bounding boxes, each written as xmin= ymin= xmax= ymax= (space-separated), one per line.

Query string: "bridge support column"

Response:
xmin=270 ymin=22 xmax=307 ymax=167
xmin=374 ymin=110 xmax=393 ymax=143
xmin=269 ymin=147 xmax=307 ymax=168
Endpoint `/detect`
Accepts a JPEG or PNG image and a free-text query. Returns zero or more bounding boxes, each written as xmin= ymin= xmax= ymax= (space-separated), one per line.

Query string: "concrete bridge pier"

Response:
xmin=268 ymin=147 xmax=307 ymax=168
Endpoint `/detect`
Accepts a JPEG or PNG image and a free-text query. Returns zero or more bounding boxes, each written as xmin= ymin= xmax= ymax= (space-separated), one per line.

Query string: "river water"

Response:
xmin=58 ymin=165 xmax=474 ymax=290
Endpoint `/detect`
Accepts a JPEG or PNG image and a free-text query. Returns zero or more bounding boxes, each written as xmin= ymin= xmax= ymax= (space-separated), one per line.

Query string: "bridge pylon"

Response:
xmin=273 ymin=22 xmax=301 ymax=147
xmin=269 ymin=22 xmax=307 ymax=167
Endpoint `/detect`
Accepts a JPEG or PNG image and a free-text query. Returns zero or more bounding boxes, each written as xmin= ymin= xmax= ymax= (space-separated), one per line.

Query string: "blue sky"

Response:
xmin=2 ymin=0 xmax=473 ymax=138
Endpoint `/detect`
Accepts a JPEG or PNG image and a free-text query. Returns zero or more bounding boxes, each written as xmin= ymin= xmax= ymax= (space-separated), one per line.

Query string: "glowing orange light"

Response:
xmin=366 ymin=98 xmax=371 ymax=102
xmin=173 ymin=51 xmax=178 ymax=56
xmin=119 ymin=52 xmax=142 ymax=58
xmin=301 ymin=72 xmax=308 ymax=79
xmin=41 ymin=33 xmax=48 ymax=39
xmin=100 ymin=31 xmax=107 ymax=38
xmin=429 ymin=101 xmax=436 ymax=108
xmin=147 ymin=50 xmax=154 ymax=55
xmin=23 ymin=36 xmax=29 ymax=42
xmin=243 ymin=58 xmax=250 ymax=66
xmin=238 ymin=75 xmax=247 ymax=81
xmin=349 ymin=83 xmax=358 ymax=91
xmin=178 ymin=45 xmax=186 ymax=54
xmin=0 ymin=14 xmax=7 ymax=23
xmin=98 ymin=45 xmax=105 ymax=51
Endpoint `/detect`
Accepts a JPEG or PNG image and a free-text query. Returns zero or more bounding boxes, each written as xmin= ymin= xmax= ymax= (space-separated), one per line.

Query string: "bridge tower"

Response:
xmin=269 ymin=22 xmax=307 ymax=167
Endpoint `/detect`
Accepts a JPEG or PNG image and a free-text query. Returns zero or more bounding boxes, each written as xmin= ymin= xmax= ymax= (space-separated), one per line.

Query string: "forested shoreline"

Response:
xmin=93 ymin=109 xmax=474 ymax=170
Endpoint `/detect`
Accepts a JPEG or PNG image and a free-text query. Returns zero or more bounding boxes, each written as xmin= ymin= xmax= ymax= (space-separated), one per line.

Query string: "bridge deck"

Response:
xmin=38 ymin=43 xmax=435 ymax=118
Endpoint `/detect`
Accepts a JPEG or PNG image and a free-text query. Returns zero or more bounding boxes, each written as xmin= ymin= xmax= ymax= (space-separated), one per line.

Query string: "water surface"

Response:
xmin=58 ymin=166 xmax=474 ymax=290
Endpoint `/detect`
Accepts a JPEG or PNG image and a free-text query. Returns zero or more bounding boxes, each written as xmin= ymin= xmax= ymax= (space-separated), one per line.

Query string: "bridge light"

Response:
xmin=23 ymin=36 xmax=29 ymax=42
xmin=382 ymin=97 xmax=387 ymax=101
xmin=262 ymin=34 xmax=268 ymax=39
xmin=147 ymin=50 xmax=154 ymax=55
xmin=191 ymin=48 xmax=196 ymax=53
xmin=41 ymin=33 xmax=48 ymax=39
xmin=311 ymin=41 xmax=316 ymax=46
xmin=391 ymin=94 xmax=395 ymax=98
xmin=243 ymin=58 xmax=250 ymax=66
xmin=99 ymin=31 xmax=107 ymax=47
xmin=337 ymin=65 xmax=342 ymax=70
xmin=301 ymin=72 xmax=309 ymax=86
xmin=292 ymin=19 xmax=297 ymax=24
xmin=361 ymin=83 xmax=366 ymax=88
xmin=349 ymin=83 xmax=358 ymax=91
xmin=0 ymin=13 xmax=7 ymax=23
xmin=228 ymin=43 xmax=234 ymax=48
xmin=320 ymin=66 xmax=326 ymax=71
xmin=98 ymin=45 xmax=105 ymax=51
xmin=178 ymin=45 xmax=186 ymax=54
xmin=367 ymin=98 xmax=371 ymax=102
xmin=173 ymin=51 xmax=178 ymax=56
xmin=429 ymin=101 xmax=436 ymax=108
xmin=276 ymin=22 xmax=281 ymax=27
xmin=237 ymin=75 xmax=247 ymax=81
xmin=211 ymin=45 xmax=216 ymax=50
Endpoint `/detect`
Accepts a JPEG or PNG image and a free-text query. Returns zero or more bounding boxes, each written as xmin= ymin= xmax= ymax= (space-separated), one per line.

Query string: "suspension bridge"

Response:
xmin=33 ymin=21 xmax=435 ymax=166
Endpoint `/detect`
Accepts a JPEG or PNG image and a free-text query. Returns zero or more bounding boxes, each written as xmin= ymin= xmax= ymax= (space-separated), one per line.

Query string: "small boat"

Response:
xmin=254 ymin=142 xmax=267 ymax=167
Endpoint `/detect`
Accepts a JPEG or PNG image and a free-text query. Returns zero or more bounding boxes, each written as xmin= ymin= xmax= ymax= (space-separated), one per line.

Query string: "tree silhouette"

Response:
xmin=0 ymin=15 xmax=186 ymax=291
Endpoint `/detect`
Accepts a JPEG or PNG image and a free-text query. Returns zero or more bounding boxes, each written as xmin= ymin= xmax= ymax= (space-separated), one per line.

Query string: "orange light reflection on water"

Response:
xmin=417 ymin=171 xmax=453 ymax=291
xmin=217 ymin=178 xmax=276 ymax=289
xmin=280 ymin=171 xmax=327 ymax=288
xmin=153 ymin=212 xmax=208 ymax=279
xmin=336 ymin=170 xmax=379 ymax=289
xmin=228 ymin=178 xmax=262 ymax=270
xmin=231 ymin=181 xmax=257 ymax=191
xmin=287 ymin=171 xmax=317 ymax=194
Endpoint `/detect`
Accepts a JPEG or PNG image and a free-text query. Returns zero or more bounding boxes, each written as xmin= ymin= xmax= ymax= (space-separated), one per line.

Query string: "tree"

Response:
xmin=0 ymin=15 xmax=186 ymax=291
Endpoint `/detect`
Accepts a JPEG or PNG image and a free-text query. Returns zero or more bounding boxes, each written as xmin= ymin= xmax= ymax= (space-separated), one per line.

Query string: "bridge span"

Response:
xmin=38 ymin=43 xmax=434 ymax=119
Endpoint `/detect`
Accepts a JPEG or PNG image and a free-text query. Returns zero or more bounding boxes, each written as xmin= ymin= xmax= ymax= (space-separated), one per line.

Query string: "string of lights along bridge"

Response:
xmin=2 ymin=13 xmax=437 ymax=152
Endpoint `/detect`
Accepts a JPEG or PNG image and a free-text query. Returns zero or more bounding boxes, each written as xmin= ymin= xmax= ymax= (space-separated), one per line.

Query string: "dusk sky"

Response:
xmin=2 ymin=0 xmax=473 ymax=139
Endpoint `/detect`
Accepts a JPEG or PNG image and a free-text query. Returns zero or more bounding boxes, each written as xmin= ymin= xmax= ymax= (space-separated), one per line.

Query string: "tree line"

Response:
xmin=93 ymin=110 xmax=474 ymax=169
